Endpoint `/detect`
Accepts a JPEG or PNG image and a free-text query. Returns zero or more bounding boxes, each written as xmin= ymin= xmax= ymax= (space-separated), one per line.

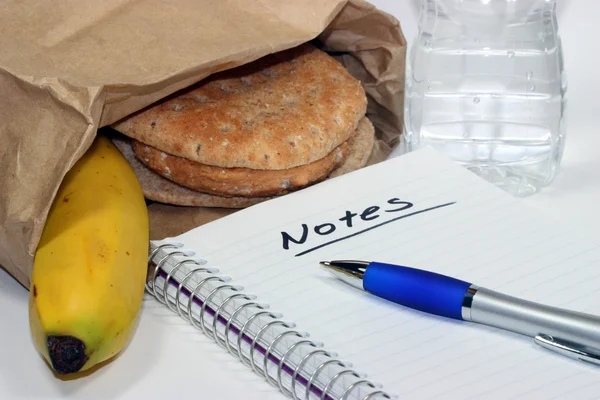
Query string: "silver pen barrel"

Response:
xmin=463 ymin=286 xmax=600 ymax=355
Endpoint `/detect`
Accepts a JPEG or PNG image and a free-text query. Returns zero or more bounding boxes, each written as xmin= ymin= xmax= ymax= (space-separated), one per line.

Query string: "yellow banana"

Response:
xmin=29 ymin=134 xmax=149 ymax=376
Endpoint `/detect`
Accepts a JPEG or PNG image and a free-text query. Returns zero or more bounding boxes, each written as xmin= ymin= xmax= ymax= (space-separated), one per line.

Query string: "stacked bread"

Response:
xmin=111 ymin=43 xmax=375 ymax=208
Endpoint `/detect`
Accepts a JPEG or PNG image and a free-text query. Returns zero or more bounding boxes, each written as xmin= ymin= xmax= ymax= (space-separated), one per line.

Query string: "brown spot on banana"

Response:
xmin=47 ymin=335 xmax=89 ymax=374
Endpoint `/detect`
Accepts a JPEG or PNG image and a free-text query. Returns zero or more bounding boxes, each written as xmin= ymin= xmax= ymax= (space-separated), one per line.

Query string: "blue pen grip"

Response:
xmin=363 ymin=262 xmax=472 ymax=320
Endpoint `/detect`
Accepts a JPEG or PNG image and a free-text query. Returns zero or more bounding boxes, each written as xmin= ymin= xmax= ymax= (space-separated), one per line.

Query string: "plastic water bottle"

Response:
xmin=403 ymin=0 xmax=567 ymax=196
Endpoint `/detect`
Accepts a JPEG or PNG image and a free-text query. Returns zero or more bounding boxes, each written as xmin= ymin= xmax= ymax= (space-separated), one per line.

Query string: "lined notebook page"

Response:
xmin=168 ymin=147 xmax=600 ymax=399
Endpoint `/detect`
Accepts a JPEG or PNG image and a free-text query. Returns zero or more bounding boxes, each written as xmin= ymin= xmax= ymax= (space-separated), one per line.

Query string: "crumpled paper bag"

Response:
xmin=0 ymin=0 xmax=406 ymax=288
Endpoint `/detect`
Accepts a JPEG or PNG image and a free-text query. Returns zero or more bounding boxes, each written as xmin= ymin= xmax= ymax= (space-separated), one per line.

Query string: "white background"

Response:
xmin=1 ymin=1 xmax=598 ymax=399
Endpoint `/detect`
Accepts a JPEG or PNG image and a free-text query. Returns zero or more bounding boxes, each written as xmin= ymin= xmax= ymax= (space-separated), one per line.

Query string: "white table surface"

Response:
xmin=1 ymin=1 xmax=598 ymax=399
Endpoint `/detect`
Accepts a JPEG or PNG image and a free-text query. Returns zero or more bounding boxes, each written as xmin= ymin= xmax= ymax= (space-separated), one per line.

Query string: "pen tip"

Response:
xmin=319 ymin=261 xmax=331 ymax=267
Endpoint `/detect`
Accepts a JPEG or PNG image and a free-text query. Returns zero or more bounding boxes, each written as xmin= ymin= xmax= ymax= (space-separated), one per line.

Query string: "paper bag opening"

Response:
xmin=0 ymin=0 xmax=407 ymax=288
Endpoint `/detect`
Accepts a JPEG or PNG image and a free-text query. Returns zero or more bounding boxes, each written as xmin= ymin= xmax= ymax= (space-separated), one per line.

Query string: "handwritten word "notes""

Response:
xmin=279 ymin=197 xmax=456 ymax=257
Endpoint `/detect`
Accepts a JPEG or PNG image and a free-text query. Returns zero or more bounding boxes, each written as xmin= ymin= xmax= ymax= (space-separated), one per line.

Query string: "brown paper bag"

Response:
xmin=0 ymin=0 xmax=407 ymax=288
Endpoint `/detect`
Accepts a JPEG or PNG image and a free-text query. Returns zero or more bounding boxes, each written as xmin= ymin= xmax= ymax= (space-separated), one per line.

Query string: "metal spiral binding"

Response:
xmin=146 ymin=242 xmax=394 ymax=400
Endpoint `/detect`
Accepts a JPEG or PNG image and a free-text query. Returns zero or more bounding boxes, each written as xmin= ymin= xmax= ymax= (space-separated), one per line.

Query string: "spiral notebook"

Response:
xmin=146 ymin=147 xmax=600 ymax=400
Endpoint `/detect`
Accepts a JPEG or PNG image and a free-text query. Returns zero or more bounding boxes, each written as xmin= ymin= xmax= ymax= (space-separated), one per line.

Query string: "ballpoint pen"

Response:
xmin=320 ymin=260 xmax=600 ymax=366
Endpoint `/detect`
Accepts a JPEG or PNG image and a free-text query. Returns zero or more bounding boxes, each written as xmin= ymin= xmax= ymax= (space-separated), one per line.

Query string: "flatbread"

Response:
xmin=329 ymin=117 xmax=375 ymax=178
xmin=112 ymin=135 xmax=269 ymax=208
xmin=132 ymin=139 xmax=346 ymax=198
xmin=111 ymin=43 xmax=368 ymax=170
xmin=130 ymin=117 xmax=372 ymax=198
xmin=110 ymin=118 xmax=374 ymax=208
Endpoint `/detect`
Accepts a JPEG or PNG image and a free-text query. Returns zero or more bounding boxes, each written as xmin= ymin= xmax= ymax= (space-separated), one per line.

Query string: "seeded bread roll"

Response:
xmin=112 ymin=43 xmax=368 ymax=170
xmin=131 ymin=138 xmax=347 ymax=198
xmin=112 ymin=135 xmax=270 ymax=208
xmin=111 ymin=117 xmax=375 ymax=208
xmin=329 ymin=117 xmax=375 ymax=178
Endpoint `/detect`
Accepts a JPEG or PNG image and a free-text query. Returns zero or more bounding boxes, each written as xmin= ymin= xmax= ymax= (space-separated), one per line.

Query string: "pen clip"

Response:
xmin=534 ymin=334 xmax=600 ymax=367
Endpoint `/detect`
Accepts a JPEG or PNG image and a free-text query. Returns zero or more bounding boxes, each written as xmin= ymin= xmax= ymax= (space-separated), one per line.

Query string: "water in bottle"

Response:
xmin=404 ymin=0 xmax=567 ymax=196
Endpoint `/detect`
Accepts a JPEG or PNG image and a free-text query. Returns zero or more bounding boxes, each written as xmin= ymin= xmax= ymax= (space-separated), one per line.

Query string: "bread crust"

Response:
xmin=112 ymin=135 xmax=270 ymax=208
xmin=329 ymin=117 xmax=375 ymax=178
xmin=112 ymin=43 xmax=367 ymax=170
xmin=132 ymin=138 xmax=347 ymax=198
xmin=110 ymin=117 xmax=375 ymax=208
